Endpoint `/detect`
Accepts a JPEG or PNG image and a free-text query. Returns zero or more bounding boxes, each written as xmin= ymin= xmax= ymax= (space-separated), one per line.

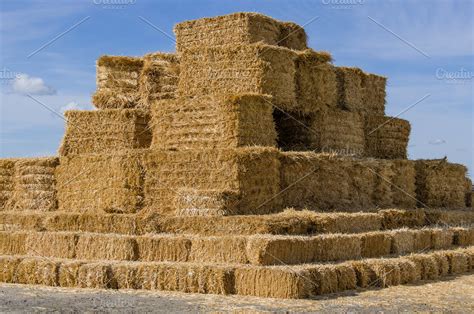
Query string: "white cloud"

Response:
xmin=12 ymin=74 xmax=56 ymax=95
xmin=60 ymin=102 xmax=83 ymax=114
xmin=429 ymin=139 xmax=447 ymax=145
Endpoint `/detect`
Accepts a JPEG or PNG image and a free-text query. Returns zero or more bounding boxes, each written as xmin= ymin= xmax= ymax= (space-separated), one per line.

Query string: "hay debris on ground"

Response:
xmin=151 ymin=94 xmax=277 ymax=150
xmin=59 ymin=109 xmax=151 ymax=156
xmin=92 ymin=55 xmax=144 ymax=109
xmin=174 ymin=12 xmax=307 ymax=52
xmin=177 ymin=43 xmax=298 ymax=111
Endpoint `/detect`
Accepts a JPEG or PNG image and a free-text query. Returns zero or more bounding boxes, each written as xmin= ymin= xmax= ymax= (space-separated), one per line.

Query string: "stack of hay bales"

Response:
xmin=0 ymin=12 xmax=472 ymax=300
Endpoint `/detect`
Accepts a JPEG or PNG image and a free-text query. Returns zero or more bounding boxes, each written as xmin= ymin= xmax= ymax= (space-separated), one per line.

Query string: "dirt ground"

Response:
xmin=1 ymin=274 xmax=473 ymax=313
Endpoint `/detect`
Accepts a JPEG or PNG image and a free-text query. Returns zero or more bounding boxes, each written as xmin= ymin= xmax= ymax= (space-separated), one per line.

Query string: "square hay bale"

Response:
xmin=362 ymin=73 xmax=387 ymax=115
xmin=246 ymin=235 xmax=314 ymax=265
xmin=234 ymin=266 xmax=310 ymax=298
xmin=174 ymin=189 xmax=241 ymax=216
xmin=424 ymin=209 xmax=474 ymax=226
xmin=311 ymin=212 xmax=382 ymax=234
xmin=25 ymin=232 xmax=78 ymax=259
xmin=358 ymin=232 xmax=392 ymax=258
xmin=445 ymin=250 xmax=470 ymax=274
xmin=412 ymin=229 xmax=433 ymax=252
xmin=78 ymin=262 xmax=114 ymax=288
xmin=390 ymin=229 xmax=415 ymax=254
xmin=333 ymin=264 xmax=357 ymax=292
xmin=295 ymin=50 xmax=337 ymax=113
xmin=389 ymin=160 xmax=417 ymax=208
xmin=380 ymin=209 xmax=425 ymax=230
xmin=144 ymin=147 xmax=281 ymax=215
xmin=138 ymin=52 xmax=179 ymax=108
xmin=431 ymin=229 xmax=454 ymax=250
xmin=178 ymin=43 xmax=297 ymax=111
xmin=397 ymin=258 xmax=420 ymax=284
xmin=406 ymin=254 xmax=439 ymax=280
xmin=8 ymin=158 xmax=59 ymax=211
xmin=308 ymin=265 xmax=339 ymax=295
xmin=151 ymin=94 xmax=277 ymax=150
xmin=431 ymin=251 xmax=450 ymax=276
xmin=0 ymin=212 xmax=45 ymax=232
xmin=0 ymin=231 xmax=28 ymax=255
xmin=464 ymin=247 xmax=474 ymax=270
xmin=59 ymin=109 xmax=151 ymax=156
xmin=92 ymin=55 xmax=143 ymax=109
xmin=364 ymin=259 xmax=401 ymax=287
xmin=0 ymin=159 xmax=15 ymax=208
xmin=189 ymin=236 xmax=248 ymax=264
xmin=133 ymin=263 xmax=235 ymax=294
xmin=174 ymin=12 xmax=307 ymax=52
xmin=452 ymin=227 xmax=474 ymax=246
xmin=111 ymin=262 xmax=139 ymax=289
xmin=0 ymin=256 xmax=23 ymax=283
xmin=136 ymin=235 xmax=191 ymax=262
xmin=364 ymin=116 xmax=410 ymax=159
xmin=58 ymin=260 xmax=85 ymax=287
xmin=317 ymin=234 xmax=362 ymax=262
xmin=75 ymin=234 xmax=138 ymax=261
xmin=56 ymin=152 xmax=145 ymax=213
xmin=16 ymin=257 xmax=59 ymax=286
xmin=351 ymin=261 xmax=376 ymax=288
xmin=415 ymin=160 xmax=468 ymax=208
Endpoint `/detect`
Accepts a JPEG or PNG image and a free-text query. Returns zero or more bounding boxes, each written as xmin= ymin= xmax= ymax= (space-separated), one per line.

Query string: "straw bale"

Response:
xmin=144 ymin=147 xmax=281 ymax=215
xmin=308 ymin=265 xmax=338 ymax=295
xmin=111 ymin=263 xmax=139 ymax=289
xmin=380 ymin=209 xmax=425 ymax=230
xmin=334 ymin=264 xmax=357 ymax=292
xmin=56 ymin=152 xmax=145 ymax=213
xmin=16 ymin=257 xmax=59 ymax=286
xmin=452 ymin=227 xmax=474 ymax=246
xmin=445 ymin=250 xmax=469 ymax=274
xmin=58 ymin=260 xmax=85 ymax=287
xmin=412 ymin=229 xmax=433 ymax=252
xmin=406 ymin=254 xmax=439 ymax=280
xmin=351 ymin=260 xmax=376 ymax=288
xmin=7 ymin=157 xmax=58 ymax=211
xmin=364 ymin=259 xmax=401 ymax=287
xmin=138 ymin=52 xmax=179 ymax=108
xmin=397 ymin=258 xmax=420 ymax=284
xmin=431 ymin=228 xmax=454 ymax=250
xmin=390 ymin=160 xmax=417 ymax=208
xmin=0 ymin=159 xmax=15 ymax=208
xmin=92 ymin=55 xmax=143 ymax=109
xmin=178 ymin=43 xmax=297 ymax=111
xmin=0 ymin=231 xmax=28 ymax=255
xmin=136 ymin=235 xmax=190 ymax=262
xmin=358 ymin=232 xmax=392 ymax=258
xmin=189 ymin=236 xmax=248 ymax=264
xmin=0 ymin=255 xmax=23 ymax=283
xmin=151 ymin=94 xmax=276 ymax=151
xmin=59 ymin=109 xmax=151 ymax=156
xmin=25 ymin=232 xmax=78 ymax=259
xmin=295 ymin=50 xmax=337 ymax=113
xmin=390 ymin=229 xmax=415 ymax=254
xmin=75 ymin=233 xmax=138 ymax=261
xmin=465 ymin=247 xmax=474 ymax=270
xmin=364 ymin=116 xmax=410 ymax=159
xmin=432 ymin=252 xmax=450 ymax=276
xmin=234 ymin=266 xmax=309 ymax=298
xmin=362 ymin=73 xmax=387 ymax=115
xmin=415 ymin=160 xmax=468 ymax=208
xmin=175 ymin=189 xmax=241 ymax=216
xmin=174 ymin=12 xmax=306 ymax=52
xmin=78 ymin=262 xmax=114 ymax=288
xmin=424 ymin=208 xmax=474 ymax=225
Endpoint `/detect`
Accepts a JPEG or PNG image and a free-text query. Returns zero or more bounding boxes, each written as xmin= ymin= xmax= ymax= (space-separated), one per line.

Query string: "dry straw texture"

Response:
xmin=0 ymin=160 xmax=15 ymax=208
xmin=138 ymin=52 xmax=179 ymax=108
xmin=59 ymin=109 xmax=151 ymax=156
xmin=364 ymin=116 xmax=411 ymax=159
xmin=92 ymin=55 xmax=144 ymax=109
xmin=144 ymin=147 xmax=281 ymax=215
xmin=178 ymin=43 xmax=298 ymax=111
xmin=151 ymin=94 xmax=277 ymax=150
xmin=174 ymin=12 xmax=307 ymax=52
xmin=295 ymin=49 xmax=337 ymax=113
xmin=335 ymin=67 xmax=386 ymax=115
xmin=415 ymin=159 xmax=468 ymax=208
xmin=56 ymin=152 xmax=145 ymax=213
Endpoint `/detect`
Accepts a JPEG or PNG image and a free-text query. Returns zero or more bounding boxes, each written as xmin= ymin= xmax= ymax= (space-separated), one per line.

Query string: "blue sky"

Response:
xmin=0 ymin=0 xmax=473 ymax=176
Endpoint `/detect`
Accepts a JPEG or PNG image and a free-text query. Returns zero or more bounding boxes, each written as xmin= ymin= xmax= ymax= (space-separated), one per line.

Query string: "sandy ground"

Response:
xmin=1 ymin=274 xmax=473 ymax=313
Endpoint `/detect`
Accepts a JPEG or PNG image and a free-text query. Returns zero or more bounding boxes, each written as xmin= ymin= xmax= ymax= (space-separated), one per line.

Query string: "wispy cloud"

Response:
xmin=11 ymin=74 xmax=56 ymax=95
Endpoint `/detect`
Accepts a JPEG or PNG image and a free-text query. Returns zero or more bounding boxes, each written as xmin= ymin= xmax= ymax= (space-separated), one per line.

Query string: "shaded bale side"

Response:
xmin=138 ymin=52 xmax=179 ymax=108
xmin=452 ymin=227 xmax=474 ymax=246
xmin=151 ymin=94 xmax=277 ymax=151
xmin=25 ymin=232 xmax=78 ymax=259
xmin=273 ymin=110 xmax=313 ymax=151
xmin=431 ymin=251 xmax=451 ymax=276
xmin=75 ymin=234 xmax=138 ymax=261
xmin=56 ymin=152 xmax=145 ymax=214
xmin=144 ymin=147 xmax=281 ymax=215
xmin=362 ymin=73 xmax=387 ymax=115
xmin=59 ymin=109 xmax=151 ymax=156
xmin=295 ymin=50 xmax=337 ymax=113
xmin=397 ymin=258 xmax=420 ymax=284
xmin=406 ymin=254 xmax=439 ymax=280
xmin=174 ymin=12 xmax=306 ymax=51
xmin=0 ymin=255 xmax=23 ymax=283
xmin=445 ymin=250 xmax=470 ymax=274
xmin=364 ymin=116 xmax=410 ymax=159
xmin=136 ymin=235 xmax=191 ymax=262
xmin=178 ymin=43 xmax=298 ymax=111
xmin=234 ymin=266 xmax=310 ymax=299
xmin=364 ymin=259 xmax=401 ymax=287
xmin=415 ymin=160 xmax=468 ymax=208
xmin=307 ymin=265 xmax=338 ymax=295
xmin=92 ymin=55 xmax=143 ymax=109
